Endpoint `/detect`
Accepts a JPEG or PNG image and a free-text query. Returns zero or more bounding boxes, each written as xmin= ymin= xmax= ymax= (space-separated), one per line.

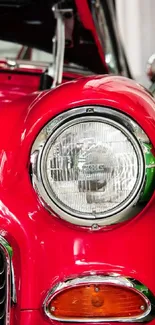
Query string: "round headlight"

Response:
xmin=31 ymin=107 xmax=151 ymax=228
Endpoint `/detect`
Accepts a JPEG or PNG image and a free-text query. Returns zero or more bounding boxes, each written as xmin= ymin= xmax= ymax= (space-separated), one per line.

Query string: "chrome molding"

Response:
xmin=11 ymin=263 xmax=16 ymax=304
xmin=0 ymin=236 xmax=12 ymax=325
xmin=30 ymin=106 xmax=151 ymax=228
xmin=52 ymin=5 xmax=65 ymax=87
xmin=52 ymin=5 xmax=73 ymax=87
xmin=6 ymin=59 xmax=49 ymax=70
xmin=43 ymin=275 xmax=153 ymax=323
xmin=4 ymin=59 xmax=92 ymax=77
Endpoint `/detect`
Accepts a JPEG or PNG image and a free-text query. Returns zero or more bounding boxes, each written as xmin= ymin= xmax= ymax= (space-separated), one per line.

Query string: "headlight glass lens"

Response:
xmin=40 ymin=116 xmax=144 ymax=220
xmin=32 ymin=106 xmax=155 ymax=227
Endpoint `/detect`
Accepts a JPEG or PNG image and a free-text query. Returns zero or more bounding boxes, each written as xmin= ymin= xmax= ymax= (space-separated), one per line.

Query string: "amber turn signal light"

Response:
xmin=48 ymin=283 xmax=148 ymax=320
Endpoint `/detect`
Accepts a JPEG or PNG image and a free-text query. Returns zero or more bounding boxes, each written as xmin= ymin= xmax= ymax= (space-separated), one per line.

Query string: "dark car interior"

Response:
xmin=0 ymin=0 xmax=109 ymax=74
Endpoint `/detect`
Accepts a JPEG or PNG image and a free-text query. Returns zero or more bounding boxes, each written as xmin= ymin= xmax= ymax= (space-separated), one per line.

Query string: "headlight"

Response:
xmin=31 ymin=106 xmax=155 ymax=228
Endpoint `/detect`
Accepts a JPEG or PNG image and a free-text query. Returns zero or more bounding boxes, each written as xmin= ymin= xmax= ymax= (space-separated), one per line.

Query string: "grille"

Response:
xmin=0 ymin=247 xmax=8 ymax=325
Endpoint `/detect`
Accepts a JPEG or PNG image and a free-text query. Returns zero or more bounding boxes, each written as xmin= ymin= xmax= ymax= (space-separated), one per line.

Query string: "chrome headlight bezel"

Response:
xmin=31 ymin=106 xmax=149 ymax=228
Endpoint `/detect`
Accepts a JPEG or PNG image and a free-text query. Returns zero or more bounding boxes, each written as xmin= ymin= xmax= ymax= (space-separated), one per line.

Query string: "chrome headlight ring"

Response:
xmin=30 ymin=106 xmax=153 ymax=228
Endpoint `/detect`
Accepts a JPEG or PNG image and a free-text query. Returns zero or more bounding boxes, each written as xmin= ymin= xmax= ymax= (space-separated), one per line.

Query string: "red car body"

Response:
xmin=0 ymin=1 xmax=154 ymax=325
xmin=3 ymin=75 xmax=155 ymax=325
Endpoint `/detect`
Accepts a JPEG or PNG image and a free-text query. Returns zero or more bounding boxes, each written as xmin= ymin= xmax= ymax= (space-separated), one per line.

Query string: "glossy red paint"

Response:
xmin=0 ymin=59 xmax=48 ymax=103
xmin=19 ymin=311 xmax=145 ymax=325
xmin=0 ymin=66 xmax=88 ymax=104
xmin=0 ymin=75 xmax=155 ymax=324
xmin=13 ymin=310 xmax=155 ymax=325
xmin=0 ymin=71 xmax=41 ymax=104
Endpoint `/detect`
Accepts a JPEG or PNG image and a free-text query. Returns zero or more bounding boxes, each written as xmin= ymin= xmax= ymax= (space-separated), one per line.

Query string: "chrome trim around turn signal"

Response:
xmin=43 ymin=275 xmax=154 ymax=323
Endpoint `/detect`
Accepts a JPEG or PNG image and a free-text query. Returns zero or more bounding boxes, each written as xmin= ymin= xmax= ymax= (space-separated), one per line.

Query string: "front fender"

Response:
xmin=0 ymin=75 xmax=154 ymax=320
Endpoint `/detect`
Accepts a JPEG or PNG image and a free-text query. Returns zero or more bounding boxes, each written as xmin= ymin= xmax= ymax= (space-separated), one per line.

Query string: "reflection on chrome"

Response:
xmin=31 ymin=106 xmax=155 ymax=228
xmin=43 ymin=274 xmax=155 ymax=323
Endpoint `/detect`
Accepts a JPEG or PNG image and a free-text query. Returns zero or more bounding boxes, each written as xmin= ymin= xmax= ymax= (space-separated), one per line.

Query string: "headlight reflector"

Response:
xmin=31 ymin=106 xmax=152 ymax=228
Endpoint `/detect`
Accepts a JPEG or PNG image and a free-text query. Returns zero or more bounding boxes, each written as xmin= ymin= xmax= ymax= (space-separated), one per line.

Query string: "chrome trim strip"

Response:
xmin=31 ymin=106 xmax=149 ymax=228
xmin=11 ymin=263 xmax=16 ymax=304
xmin=0 ymin=236 xmax=12 ymax=325
xmin=5 ymin=58 xmax=49 ymax=70
xmin=4 ymin=60 xmax=93 ymax=76
xmin=43 ymin=275 xmax=152 ymax=323
xmin=52 ymin=5 xmax=67 ymax=87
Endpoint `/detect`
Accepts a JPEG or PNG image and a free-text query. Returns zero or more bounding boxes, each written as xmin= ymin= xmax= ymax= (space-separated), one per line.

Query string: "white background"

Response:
xmin=116 ymin=0 xmax=155 ymax=85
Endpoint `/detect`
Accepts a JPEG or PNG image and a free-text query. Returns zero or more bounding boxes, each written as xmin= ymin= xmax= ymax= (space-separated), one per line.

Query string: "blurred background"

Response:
xmin=0 ymin=0 xmax=155 ymax=87
xmin=116 ymin=0 xmax=155 ymax=86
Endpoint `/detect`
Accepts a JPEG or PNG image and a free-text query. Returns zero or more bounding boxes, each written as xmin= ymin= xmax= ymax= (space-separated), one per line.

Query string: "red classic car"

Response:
xmin=0 ymin=1 xmax=154 ymax=325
